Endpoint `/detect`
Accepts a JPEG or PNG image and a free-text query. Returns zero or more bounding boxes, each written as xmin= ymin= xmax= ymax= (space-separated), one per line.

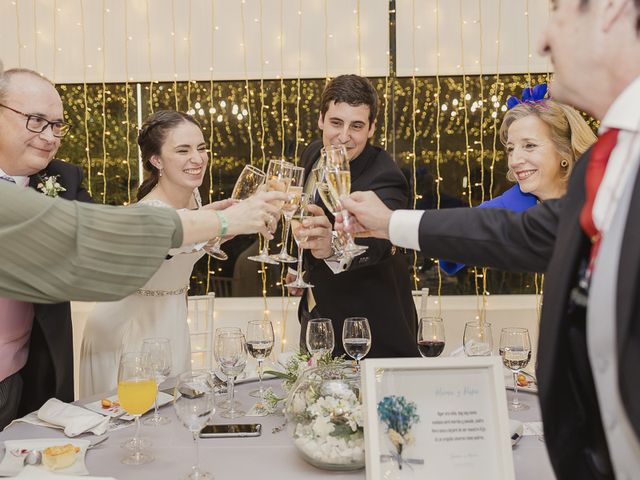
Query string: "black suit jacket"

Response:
xmin=417 ymin=147 xmax=640 ymax=479
xmin=298 ymin=140 xmax=419 ymax=358
xmin=17 ymin=159 xmax=92 ymax=415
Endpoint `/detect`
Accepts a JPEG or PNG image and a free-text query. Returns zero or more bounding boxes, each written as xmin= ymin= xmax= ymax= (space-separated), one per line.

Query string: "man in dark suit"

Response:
xmin=287 ymin=74 xmax=418 ymax=358
xmin=0 ymin=68 xmax=92 ymax=429
xmin=339 ymin=1 xmax=640 ymax=478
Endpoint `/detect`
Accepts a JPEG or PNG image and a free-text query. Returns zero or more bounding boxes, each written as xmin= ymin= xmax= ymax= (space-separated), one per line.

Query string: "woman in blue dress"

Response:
xmin=441 ymin=86 xmax=597 ymax=274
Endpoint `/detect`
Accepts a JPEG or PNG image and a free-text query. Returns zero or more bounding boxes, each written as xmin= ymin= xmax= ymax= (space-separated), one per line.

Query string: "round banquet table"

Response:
xmin=0 ymin=379 xmax=555 ymax=479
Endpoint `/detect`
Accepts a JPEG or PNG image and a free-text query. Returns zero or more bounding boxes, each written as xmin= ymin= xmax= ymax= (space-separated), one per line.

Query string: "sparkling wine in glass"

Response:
xmin=142 ymin=337 xmax=172 ymax=426
xmin=322 ymin=145 xmax=367 ymax=257
xmin=285 ymin=194 xmax=314 ymax=289
xmin=417 ymin=317 xmax=446 ymax=357
xmin=342 ymin=317 xmax=371 ymax=366
xmin=248 ymin=160 xmax=293 ymax=265
xmin=271 ymin=166 xmax=304 ymax=263
xmin=246 ymin=320 xmax=275 ymax=399
xmin=174 ymin=370 xmax=216 ymax=479
xmin=463 ymin=321 xmax=493 ymax=357
xmin=118 ymin=352 xmax=156 ymax=465
xmin=499 ymin=327 xmax=532 ymax=411
xmin=214 ymin=330 xmax=247 ymax=418
xmin=204 ymin=164 xmax=266 ymax=260
xmin=305 ymin=318 xmax=335 ymax=356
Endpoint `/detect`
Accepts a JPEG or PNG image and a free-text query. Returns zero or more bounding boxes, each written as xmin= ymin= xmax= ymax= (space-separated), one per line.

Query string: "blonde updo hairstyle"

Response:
xmin=499 ymin=100 xmax=597 ymax=184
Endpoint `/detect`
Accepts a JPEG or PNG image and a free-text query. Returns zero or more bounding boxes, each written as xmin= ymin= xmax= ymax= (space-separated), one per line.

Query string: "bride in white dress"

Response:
xmin=80 ymin=111 xmax=224 ymax=396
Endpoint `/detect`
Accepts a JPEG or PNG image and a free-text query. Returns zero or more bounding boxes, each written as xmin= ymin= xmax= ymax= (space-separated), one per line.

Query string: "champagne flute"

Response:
xmin=117 ymin=352 xmax=156 ymax=465
xmin=214 ymin=331 xmax=247 ymax=418
xmin=271 ymin=166 xmax=305 ymax=263
xmin=499 ymin=327 xmax=532 ymax=411
xmin=417 ymin=317 xmax=446 ymax=357
xmin=285 ymin=194 xmax=314 ymax=289
xmin=248 ymin=160 xmax=293 ymax=264
xmin=322 ymin=145 xmax=367 ymax=257
xmin=204 ymin=165 xmax=267 ymax=260
xmin=246 ymin=320 xmax=275 ymax=399
xmin=174 ymin=370 xmax=216 ymax=479
xmin=305 ymin=318 xmax=335 ymax=356
xmin=342 ymin=317 xmax=371 ymax=366
xmin=142 ymin=337 xmax=172 ymax=426
xmin=463 ymin=321 xmax=493 ymax=356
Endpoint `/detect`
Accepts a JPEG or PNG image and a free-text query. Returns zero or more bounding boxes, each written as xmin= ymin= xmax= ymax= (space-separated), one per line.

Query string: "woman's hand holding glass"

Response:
xmin=141 ymin=337 xmax=172 ymax=426
xmin=271 ymin=165 xmax=305 ymax=263
xmin=285 ymin=194 xmax=315 ymax=289
xmin=174 ymin=370 xmax=216 ymax=480
xmin=214 ymin=330 xmax=247 ymax=418
xmin=248 ymin=160 xmax=293 ymax=264
xmin=204 ymin=165 xmax=267 ymax=260
xmin=117 ymin=352 xmax=157 ymax=465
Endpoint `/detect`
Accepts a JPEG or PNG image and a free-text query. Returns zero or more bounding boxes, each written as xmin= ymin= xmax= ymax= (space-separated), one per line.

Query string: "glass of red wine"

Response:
xmin=418 ymin=317 xmax=446 ymax=357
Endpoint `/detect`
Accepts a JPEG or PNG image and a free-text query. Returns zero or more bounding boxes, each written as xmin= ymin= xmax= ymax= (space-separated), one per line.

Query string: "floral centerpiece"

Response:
xmin=265 ymin=352 xmax=364 ymax=470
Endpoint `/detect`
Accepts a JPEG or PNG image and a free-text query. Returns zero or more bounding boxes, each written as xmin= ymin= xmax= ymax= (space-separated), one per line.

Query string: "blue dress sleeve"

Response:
xmin=439 ymin=186 xmax=537 ymax=275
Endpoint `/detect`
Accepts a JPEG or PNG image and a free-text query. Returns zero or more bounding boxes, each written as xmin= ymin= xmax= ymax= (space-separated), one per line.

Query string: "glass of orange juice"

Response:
xmin=118 ymin=352 xmax=157 ymax=465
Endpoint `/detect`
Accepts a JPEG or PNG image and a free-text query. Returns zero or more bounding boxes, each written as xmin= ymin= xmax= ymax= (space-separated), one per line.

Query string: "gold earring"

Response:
xmin=560 ymin=160 xmax=568 ymax=168
xmin=159 ymin=168 xmax=163 ymax=177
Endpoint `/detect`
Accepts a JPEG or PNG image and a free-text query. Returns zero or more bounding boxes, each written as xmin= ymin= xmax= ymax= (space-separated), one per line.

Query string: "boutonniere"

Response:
xmin=37 ymin=174 xmax=66 ymax=197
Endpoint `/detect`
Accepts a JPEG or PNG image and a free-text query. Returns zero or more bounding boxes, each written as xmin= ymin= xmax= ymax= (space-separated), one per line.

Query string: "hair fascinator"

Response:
xmin=506 ymin=83 xmax=548 ymax=110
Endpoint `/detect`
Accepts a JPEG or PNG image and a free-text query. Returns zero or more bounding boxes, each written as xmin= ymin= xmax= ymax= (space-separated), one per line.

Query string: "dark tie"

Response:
xmin=579 ymin=128 xmax=620 ymax=270
xmin=0 ymin=175 xmax=16 ymax=184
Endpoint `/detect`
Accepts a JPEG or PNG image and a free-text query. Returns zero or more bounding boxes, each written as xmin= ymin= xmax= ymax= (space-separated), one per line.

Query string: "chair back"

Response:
xmin=187 ymin=293 xmax=216 ymax=370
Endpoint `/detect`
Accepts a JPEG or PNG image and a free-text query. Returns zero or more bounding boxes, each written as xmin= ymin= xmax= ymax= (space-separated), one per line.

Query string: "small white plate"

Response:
xmin=504 ymin=370 xmax=538 ymax=394
xmin=0 ymin=438 xmax=90 ymax=477
xmin=83 ymin=391 xmax=173 ymax=421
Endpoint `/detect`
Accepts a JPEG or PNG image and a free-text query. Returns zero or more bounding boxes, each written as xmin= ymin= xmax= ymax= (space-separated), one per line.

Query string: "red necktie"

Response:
xmin=579 ymin=128 xmax=620 ymax=270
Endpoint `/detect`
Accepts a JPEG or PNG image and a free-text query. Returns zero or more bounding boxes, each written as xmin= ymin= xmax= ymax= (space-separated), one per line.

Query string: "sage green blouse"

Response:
xmin=0 ymin=181 xmax=183 ymax=304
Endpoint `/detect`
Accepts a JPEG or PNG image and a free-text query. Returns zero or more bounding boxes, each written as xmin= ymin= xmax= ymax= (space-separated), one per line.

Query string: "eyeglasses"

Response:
xmin=0 ymin=103 xmax=71 ymax=138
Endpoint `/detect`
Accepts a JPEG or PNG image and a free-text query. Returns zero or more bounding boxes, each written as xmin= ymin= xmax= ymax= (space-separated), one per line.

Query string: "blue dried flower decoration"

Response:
xmin=506 ymin=83 xmax=548 ymax=110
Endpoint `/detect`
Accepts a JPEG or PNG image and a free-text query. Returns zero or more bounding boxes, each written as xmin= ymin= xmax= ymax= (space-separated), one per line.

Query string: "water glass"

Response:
xmin=342 ymin=317 xmax=371 ymax=365
xmin=463 ymin=321 xmax=493 ymax=356
xmin=214 ymin=331 xmax=247 ymax=418
xmin=141 ymin=337 xmax=172 ymax=426
xmin=499 ymin=327 xmax=532 ymax=411
xmin=306 ymin=318 xmax=335 ymax=356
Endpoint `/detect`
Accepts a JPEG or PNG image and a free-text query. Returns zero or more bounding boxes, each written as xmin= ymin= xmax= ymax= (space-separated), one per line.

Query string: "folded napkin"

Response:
xmin=37 ymin=399 xmax=109 ymax=437
xmin=10 ymin=466 xmax=116 ymax=480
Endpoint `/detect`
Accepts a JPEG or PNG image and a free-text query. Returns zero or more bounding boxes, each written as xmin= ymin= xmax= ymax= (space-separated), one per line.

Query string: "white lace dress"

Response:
xmin=79 ymin=197 xmax=205 ymax=397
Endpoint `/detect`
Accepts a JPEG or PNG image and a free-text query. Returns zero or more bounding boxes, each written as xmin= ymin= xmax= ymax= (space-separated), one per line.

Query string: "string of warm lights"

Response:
xmin=489 ymin=0 xmax=503 ymax=200
xmin=258 ymin=0 xmax=267 ymax=170
xmin=79 ymin=0 xmax=92 ymax=196
xmin=32 ymin=0 xmax=39 ymax=73
xmin=525 ymin=0 xmax=532 ymax=88
xmin=145 ymin=0 xmax=155 ymax=113
xmin=279 ymin=0 xmax=286 ymax=160
xmin=100 ymin=0 xmax=108 ymax=204
xmin=52 ymin=0 xmax=58 ymax=83
xmin=324 ymin=0 xmax=329 ymax=79
xmin=293 ymin=1 xmax=302 ymax=160
xmin=187 ymin=0 xmax=193 ymax=108
xmin=171 ymin=0 xmax=179 ymax=110
xmin=356 ymin=0 xmax=362 ymax=75
xmin=205 ymin=0 xmax=216 ymax=295
xmin=239 ymin=0 xmax=255 ymax=165
xmin=434 ymin=0 xmax=443 ymax=317
xmin=410 ymin=0 xmax=418 ymax=290
xmin=14 ymin=1 xmax=22 ymax=67
xmin=123 ymin=0 xmax=132 ymax=205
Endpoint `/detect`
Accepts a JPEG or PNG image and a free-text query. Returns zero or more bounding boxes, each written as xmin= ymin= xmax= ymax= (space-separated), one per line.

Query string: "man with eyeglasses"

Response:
xmin=0 ymin=68 xmax=91 ymax=429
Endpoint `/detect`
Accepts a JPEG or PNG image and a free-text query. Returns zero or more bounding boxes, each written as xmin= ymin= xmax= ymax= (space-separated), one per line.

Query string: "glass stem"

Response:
xmin=228 ymin=377 xmax=236 ymax=413
xmin=512 ymin=372 xmax=520 ymax=406
xmin=342 ymin=210 xmax=357 ymax=249
xmin=133 ymin=416 xmax=142 ymax=457
xmin=257 ymin=359 xmax=264 ymax=395
xmin=260 ymin=234 xmax=269 ymax=256
xmin=296 ymin=244 xmax=304 ymax=279
xmin=153 ymin=392 xmax=160 ymax=420
xmin=279 ymin=217 xmax=292 ymax=255
xmin=192 ymin=431 xmax=200 ymax=475
xmin=211 ymin=237 xmax=222 ymax=251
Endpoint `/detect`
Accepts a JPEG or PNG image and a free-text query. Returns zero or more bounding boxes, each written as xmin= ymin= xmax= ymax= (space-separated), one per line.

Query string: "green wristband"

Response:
xmin=215 ymin=210 xmax=228 ymax=237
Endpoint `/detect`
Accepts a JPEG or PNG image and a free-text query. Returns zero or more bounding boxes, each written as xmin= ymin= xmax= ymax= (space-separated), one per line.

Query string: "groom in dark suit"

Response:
xmin=287 ymin=74 xmax=418 ymax=358
xmin=339 ymin=1 xmax=640 ymax=478
xmin=0 ymin=68 xmax=91 ymax=429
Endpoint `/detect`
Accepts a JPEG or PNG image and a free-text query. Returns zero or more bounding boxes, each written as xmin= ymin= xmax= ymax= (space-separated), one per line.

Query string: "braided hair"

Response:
xmin=136 ymin=110 xmax=200 ymax=200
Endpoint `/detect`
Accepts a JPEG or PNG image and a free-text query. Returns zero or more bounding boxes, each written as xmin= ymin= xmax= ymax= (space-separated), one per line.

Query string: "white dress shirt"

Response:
xmin=0 ymin=168 xmax=29 ymax=188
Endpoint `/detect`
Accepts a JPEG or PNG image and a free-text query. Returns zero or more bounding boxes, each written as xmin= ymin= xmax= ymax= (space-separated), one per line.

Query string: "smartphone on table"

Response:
xmin=199 ymin=423 xmax=262 ymax=438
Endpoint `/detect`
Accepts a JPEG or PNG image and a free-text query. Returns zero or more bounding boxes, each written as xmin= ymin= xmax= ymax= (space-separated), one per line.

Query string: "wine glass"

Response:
xmin=204 ymin=164 xmax=266 ymax=260
xmin=117 ymin=352 xmax=156 ymax=465
xmin=248 ymin=160 xmax=293 ymax=264
xmin=322 ymin=145 xmax=367 ymax=257
xmin=174 ymin=370 xmax=216 ymax=479
xmin=417 ymin=317 xmax=446 ymax=357
xmin=285 ymin=194 xmax=314 ymax=289
xmin=305 ymin=318 xmax=335 ymax=356
xmin=214 ymin=331 xmax=247 ymax=418
xmin=342 ymin=317 xmax=371 ymax=366
xmin=271 ymin=165 xmax=305 ymax=263
xmin=142 ymin=337 xmax=172 ymax=426
xmin=499 ymin=327 xmax=532 ymax=411
xmin=246 ymin=320 xmax=275 ymax=399
xmin=463 ymin=321 xmax=493 ymax=356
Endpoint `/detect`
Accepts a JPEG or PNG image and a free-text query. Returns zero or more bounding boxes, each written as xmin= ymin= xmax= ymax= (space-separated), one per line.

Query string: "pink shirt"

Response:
xmin=0 ymin=298 xmax=34 ymax=381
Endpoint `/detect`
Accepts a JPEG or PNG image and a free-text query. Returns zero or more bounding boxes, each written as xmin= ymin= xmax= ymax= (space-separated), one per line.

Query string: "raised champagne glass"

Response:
xmin=248 ymin=160 xmax=293 ymax=264
xmin=271 ymin=165 xmax=305 ymax=263
xmin=322 ymin=145 xmax=367 ymax=257
xmin=204 ymin=164 xmax=266 ymax=260
xmin=285 ymin=194 xmax=314 ymax=289
xmin=499 ymin=327 xmax=532 ymax=411
xmin=246 ymin=320 xmax=275 ymax=399
xmin=118 ymin=352 xmax=156 ymax=465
